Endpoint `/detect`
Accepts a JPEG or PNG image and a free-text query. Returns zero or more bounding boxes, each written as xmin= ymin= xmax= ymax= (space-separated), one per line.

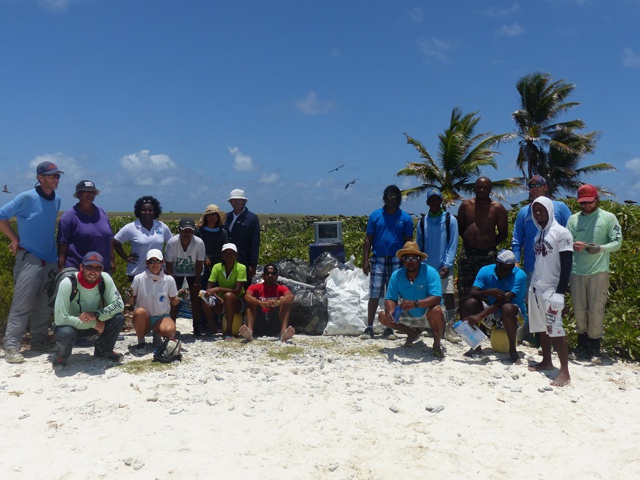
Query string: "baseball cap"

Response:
xmin=179 ymin=218 xmax=196 ymax=230
xmin=82 ymin=251 xmax=104 ymax=267
xmin=528 ymin=175 xmax=547 ymax=186
xmin=228 ymin=189 xmax=248 ymax=201
xmin=36 ymin=161 xmax=64 ymax=176
xmin=577 ymin=184 xmax=598 ymax=203
xmin=146 ymin=249 xmax=164 ymax=261
xmin=496 ymin=249 xmax=516 ymax=265
xmin=73 ymin=180 xmax=99 ymax=198
xmin=221 ymin=243 xmax=238 ymax=253
xmin=426 ymin=187 xmax=442 ymax=200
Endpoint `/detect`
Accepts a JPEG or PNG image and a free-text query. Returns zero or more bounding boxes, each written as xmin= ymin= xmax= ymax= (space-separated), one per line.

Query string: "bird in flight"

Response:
xmin=2 ymin=185 xmax=10 ymax=194
xmin=345 ymin=178 xmax=359 ymax=189
xmin=328 ymin=163 xmax=345 ymax=173
xmin=624 ymin=199 xmax=637 ymax=204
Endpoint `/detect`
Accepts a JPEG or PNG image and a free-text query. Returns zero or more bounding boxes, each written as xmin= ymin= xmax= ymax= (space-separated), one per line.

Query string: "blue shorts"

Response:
xmin=150 ymin=315 xmax=168 ymax=326
xmin=369 ymin=256 xmax=401 ymax=298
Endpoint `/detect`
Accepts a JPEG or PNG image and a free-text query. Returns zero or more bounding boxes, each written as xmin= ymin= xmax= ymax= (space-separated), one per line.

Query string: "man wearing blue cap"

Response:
xmin=1 ymin=161 xmax=63 ymax=364
xmin=52 ymin=251 xmax=125 ymax=366
xmin=416 ymin=187 xmax=460 ymax=343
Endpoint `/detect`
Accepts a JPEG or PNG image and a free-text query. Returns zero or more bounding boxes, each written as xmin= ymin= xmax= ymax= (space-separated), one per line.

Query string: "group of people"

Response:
xmin=362 ymin=177 xmax=622 ymax=387
xmin=1 ymin=163 xmax=623 ymax=388
xmin=0 ymin=162 xmax=293 ymax=367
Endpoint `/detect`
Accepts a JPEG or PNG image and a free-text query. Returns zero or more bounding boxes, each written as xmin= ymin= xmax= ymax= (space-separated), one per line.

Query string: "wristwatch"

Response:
xmin=413 ymin=300 xmax=420 ymax=308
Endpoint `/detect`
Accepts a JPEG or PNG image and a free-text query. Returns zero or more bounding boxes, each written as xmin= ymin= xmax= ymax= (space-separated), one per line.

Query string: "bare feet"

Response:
xmin=509 ymin=351 xmax=522 ymax=365
xmin=239 ymin=325 xmax=253 ymax=342
xmin=281 ymin=326 xmax=295 ymax=342
xmin=432 ymin=344 xmax=444 ymax=358
xmin=528 ymin=361 xmax=554 ymax=372
xmin=551 ymin=372 xmax=571 ymax=387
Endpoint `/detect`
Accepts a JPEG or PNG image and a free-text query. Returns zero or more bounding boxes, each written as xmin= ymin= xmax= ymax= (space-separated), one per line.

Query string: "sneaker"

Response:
xmin=359 ymin=326 xmax=374 ymax=340
xmin=134 ymin=342 xmax=147 ymax=356
xmin=569 ymin=344 xmax=590 ymax=361
xmin=152 ymin=332 xmax=163 ymax=349
xmin=52 ymin=355 xmax=68 ymax=367
xmin=590 ymin=355 xmax=603 ymax=365
xmin=5 ymin=348 xmax=24 ymax=364
xmin=30 ymin=339 xmax=57 ymax=352
xmin=382 ymin=328 xmax=398 ymax=340
xmin=444 ymin=325 xmax=462 ymax=344
xmin=94 ymin=349 xmax=124 ymax=364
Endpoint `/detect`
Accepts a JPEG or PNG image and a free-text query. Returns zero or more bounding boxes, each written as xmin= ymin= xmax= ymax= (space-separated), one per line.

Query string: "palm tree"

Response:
xmin=513 ymin=72 xmax=616 ymax=197
xmin=397 ymin=107 xmax=519 ymax=207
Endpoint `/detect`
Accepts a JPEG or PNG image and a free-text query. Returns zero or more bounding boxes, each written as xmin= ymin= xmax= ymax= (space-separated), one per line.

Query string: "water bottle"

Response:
xmin=199 ymin=290 xmax=217 ymax=307
xmin=392 ymin=305 xmax=402 ymax=323
xmin=453 ymin=320 xmax=487 ymax=349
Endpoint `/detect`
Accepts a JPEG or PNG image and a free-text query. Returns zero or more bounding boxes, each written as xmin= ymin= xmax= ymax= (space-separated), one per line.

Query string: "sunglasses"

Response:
xmin=527 ymin=182 xmax=543 ymax=189
xmin=83 ymin=264 xmax=103 ymax=272
xmin=402 ymin=255 xmax=420 ymax=262
xmin=579 ymin=200 xmax=595 ymax=205
xmin=264 ymin=271 xmax=278 ymax=276
xmin=43 ymin=173 xmax=61 ymax=179
xmin=147 ymin=259 xmax=162 ymax=265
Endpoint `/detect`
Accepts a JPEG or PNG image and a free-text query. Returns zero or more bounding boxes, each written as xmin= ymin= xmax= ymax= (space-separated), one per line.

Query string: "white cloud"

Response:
xmin=407 ymin=7 xmax=423 ymax=23
xmin=37 ymin=0 xmax=85 ymax=12
xmin=625 ymin=157 xmax=640 ymax=174
xmin=294 ymin=92 xmax=335 ymax=115
xmin=498 ymin=23 xmax=524 ymax=37
xmin=228 ymin=146 xmax=256 ymax=172
xmin=417 ymin=37 xmax=455 ymax=62
xmin=30 ymin=152 xmax=78 ymax=179
xmin=119 ymin=150 xmax=177 ymax=186
xmin=485 ymin=3 xmax=520 ymax=17
xmin=623 ymin=48 xmax=640 ymax=68
xmin=259 ymin=173 xmax=280 ymax=184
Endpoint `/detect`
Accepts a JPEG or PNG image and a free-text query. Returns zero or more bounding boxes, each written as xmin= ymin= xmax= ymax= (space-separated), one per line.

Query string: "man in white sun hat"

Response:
xmin=225 ymin=189 xmax=260 ymax=284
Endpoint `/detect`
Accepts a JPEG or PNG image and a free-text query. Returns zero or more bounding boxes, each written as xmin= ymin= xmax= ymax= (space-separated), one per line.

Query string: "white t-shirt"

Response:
xmin=131 ymin=271 xmax=178 ymax=317
xmin=114 ymin=219 xmax=172 ymax=276
xmin=531 ymin=220 xmax=574 ymax=291
xmin=164 ymin=234 xmax=206 ymax=276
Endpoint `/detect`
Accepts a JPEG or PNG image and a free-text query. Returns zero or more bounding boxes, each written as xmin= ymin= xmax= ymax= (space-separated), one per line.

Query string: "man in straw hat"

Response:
xmin=378 ymin=241 xmax=446 ymax=358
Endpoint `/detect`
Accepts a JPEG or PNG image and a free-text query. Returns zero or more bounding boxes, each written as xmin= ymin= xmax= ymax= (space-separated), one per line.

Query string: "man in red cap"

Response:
xmin=0 ymin=161 xmax=64 ymax=363
xmin=566 ymin=184 xmax=622 ymax=364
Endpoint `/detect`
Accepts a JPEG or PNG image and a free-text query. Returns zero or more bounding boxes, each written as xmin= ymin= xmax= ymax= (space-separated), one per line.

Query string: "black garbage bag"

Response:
xmin=309 ymin=251 xmax=341 ymax=283
xmin=275 ymin=259 xmax=314 ymax=284
xmin=288 ymin=286 xmax=328 ymax=335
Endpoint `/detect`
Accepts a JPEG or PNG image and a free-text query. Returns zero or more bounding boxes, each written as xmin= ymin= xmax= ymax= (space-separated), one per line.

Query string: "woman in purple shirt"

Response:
xmin=57 ymin=180 xmax=115 ymax=273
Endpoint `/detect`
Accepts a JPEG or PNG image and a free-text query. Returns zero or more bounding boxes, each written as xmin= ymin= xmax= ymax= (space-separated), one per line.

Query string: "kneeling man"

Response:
xmin=240 ymin=263 xmax=295 ymax=342
xmin=462 ymin=249 xmax=527 ymax=364
xmin=53 ymin=252 xmax=125 ymax=366
xmin=378 ymin=241 xmax=445 ymax=357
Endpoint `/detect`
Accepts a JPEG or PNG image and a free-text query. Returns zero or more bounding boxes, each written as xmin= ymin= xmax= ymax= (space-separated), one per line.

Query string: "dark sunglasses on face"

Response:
xmin=264 ymin=271 xmax=278 ymax=276
xmin=44 ymin=173 xmax=61 ymax=179
xmin=403 ymin=255 xmax=420 ymax=262
xmin=147 ymin=259 xmax=162 ymax=265
xmin=579 ymin=200 xmax=595 ymax=205
xmin=83 ymin=264 xmax=103 ymax=272
xmin=527 ymin=183 xmax=543 ymax=189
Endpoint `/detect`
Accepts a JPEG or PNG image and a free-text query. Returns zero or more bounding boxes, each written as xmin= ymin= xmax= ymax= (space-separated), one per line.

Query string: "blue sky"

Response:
xmin=1 ymin=0 xmax=639 ymax=217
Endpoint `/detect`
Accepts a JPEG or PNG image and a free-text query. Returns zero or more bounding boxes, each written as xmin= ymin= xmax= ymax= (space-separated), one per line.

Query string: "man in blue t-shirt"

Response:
xmin=462 ymin=249 xmax=527 ymax=364
xmin=0 ymin=161 xmax=64 ymax=363
xmin=378 ymin=241 xmax=445 ymax=358
xmin=361 ymin=185 xmax=414 ymax=340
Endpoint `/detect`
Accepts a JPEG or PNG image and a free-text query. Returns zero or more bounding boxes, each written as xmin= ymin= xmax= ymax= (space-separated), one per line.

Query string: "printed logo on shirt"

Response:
xmin=159 ymin=295 xmax=167 ymax=303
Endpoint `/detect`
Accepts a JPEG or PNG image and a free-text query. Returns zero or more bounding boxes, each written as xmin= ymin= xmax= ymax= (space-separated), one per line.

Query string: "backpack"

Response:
xmin=47 ymin=267 xmax=106 ymax=309
xmin=418 ymin=211 xmax=451 ymax=252
xmin=153 ymin=338 xmax=183 ymax=363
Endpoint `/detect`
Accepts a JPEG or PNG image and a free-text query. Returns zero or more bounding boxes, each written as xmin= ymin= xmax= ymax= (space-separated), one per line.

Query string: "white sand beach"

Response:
xmin=2 ymin=317 xmax=640 ymax=480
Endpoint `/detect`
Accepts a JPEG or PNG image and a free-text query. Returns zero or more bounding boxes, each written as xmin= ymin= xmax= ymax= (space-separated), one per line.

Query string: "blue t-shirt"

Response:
xmin=511 ymin=200 xmax=571 ymax=273
xmin=472 ymin=264 xmax=528 ymax=315
xmin=385 ymin=263 xmax=442 ymax=317
xmin=0 ymin=188 xmax=60 ymax=263
xmin=416 ymin=211 xmax=459 ymax=270
xmin=366 ymin=207 xmax=414 ymax=257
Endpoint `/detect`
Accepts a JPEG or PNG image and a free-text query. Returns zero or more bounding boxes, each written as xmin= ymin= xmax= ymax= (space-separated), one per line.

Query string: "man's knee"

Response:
xmin=55 ymin=326 xmax=77 ymax=346
xmin=378 ymin=311 xmax=391 ymax=326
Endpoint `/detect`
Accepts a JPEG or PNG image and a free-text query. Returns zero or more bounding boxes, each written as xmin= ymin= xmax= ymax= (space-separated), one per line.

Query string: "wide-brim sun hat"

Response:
xmin=73 ymin=180 xmax=99 ymax=198
xmin=396 ymin=241 xmax=427 ymax=261
xmin=200 ymin=204 xmax=226 ymax=226
xmin=228 ymin=189 xmax=248 ymax=201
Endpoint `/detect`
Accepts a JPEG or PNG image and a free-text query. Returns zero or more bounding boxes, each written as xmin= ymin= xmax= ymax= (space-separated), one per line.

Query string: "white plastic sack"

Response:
xmin=323 ymin=267 xmax=384 ymax=336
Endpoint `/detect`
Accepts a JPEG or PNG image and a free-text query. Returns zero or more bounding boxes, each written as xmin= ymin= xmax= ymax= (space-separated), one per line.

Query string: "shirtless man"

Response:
xmin=457 ymin=177 xmax=508 ymax=314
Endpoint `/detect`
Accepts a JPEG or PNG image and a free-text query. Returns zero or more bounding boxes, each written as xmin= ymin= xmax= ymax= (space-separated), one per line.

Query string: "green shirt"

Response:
xmin=208 ymin=261 xmax=247 ymax=296
xmin=566 ymin=208 xmax=622 ymax=275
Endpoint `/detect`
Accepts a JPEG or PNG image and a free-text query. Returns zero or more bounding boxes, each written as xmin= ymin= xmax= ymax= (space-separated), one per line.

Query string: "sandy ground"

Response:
xmin=1 ymin=318 xmax=639 ymax=480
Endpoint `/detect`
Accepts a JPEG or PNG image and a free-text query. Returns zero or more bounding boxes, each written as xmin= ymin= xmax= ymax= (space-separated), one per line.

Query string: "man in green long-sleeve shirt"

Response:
xmin=566 ymin=184 xmax=622 ymax=364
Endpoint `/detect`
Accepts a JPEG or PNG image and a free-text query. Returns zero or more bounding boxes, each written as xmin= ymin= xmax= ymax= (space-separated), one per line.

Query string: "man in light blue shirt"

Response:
xmin=378 ymin=242 xmax=445 ymax=358
xmin=416 ymin=187 xmax=459 ymax=342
